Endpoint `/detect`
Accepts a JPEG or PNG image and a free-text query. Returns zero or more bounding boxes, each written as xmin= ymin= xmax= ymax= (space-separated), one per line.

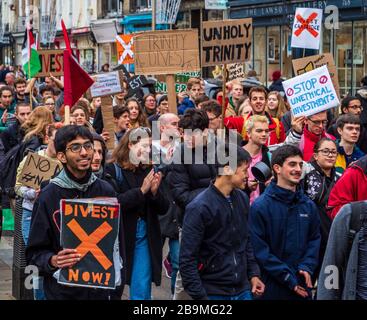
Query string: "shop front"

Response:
xmin=229 ymin=0 xmax=367 ymax=95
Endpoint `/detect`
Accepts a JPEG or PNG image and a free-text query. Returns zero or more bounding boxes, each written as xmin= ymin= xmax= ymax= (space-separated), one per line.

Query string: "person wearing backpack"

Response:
xmin=0 ymin=106 xmax=54 ymax=213
xmin=224 ymin=87 xmax=285 ymax=146
xmin=317 ymin=201 xmax=367 ymax=300
xmin=105 ymin=127 xmax=169 ymax=300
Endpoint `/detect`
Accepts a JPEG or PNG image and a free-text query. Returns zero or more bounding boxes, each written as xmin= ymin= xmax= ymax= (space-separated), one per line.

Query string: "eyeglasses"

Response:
xmin=66 ymin=142 xmax=94 ymax=153
xmin=318 ymin=149 xmax=338 ymax=157
xmin=348 ymin=105 xmax=363 ymax=111
xmin=308 ymin=118 xmax=328 ymax=126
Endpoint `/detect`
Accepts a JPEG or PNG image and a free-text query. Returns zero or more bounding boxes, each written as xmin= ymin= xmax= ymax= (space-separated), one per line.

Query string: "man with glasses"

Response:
xmin=328 ymin=96 xmax=367 ymax=154
xmin=26 ymin=125 xmax=124 ymax=300
xmin=201 ymin=100 xmax=223 ymax=134
xmin=286 ymin=110 xmax=335 ymax=161
xmin=334 ymin=114 xmax=365 ymax=174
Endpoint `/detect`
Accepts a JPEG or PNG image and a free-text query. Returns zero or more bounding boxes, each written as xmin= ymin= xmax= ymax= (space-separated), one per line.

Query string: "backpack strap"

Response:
xmin=348 ymin=201 xmax=367 ymax=247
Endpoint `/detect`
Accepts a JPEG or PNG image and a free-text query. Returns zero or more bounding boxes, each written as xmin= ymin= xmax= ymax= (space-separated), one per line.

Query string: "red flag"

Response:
xmin=61 ymin=19 xmax=72 ymax=53
xmin=63 ymin=50 xmax=94 ymax=107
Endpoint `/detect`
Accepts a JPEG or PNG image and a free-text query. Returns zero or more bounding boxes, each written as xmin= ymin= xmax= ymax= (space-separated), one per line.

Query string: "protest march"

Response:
xmin=1 ymin=0 xmax=367 ymax=305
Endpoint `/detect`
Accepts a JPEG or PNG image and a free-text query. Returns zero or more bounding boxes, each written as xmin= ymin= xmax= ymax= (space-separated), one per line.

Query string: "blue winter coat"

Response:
xmin=249 ymin=181 xmax=321 ymax=300
xmin=178 ymin=97 xmax=195 ymax=115
xmin=180 ymin=183 xmax=260 ymax=300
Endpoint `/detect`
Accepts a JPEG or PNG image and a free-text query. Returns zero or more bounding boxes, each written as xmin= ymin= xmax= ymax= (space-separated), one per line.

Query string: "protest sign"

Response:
xmin=291 ymin=8 xmax=323 ymax=50
xmin=202 ymin=19 xmax=252 ymax=67
xmin=283 ymin=65 xmax=339 ymax=118
xmin=59 ymin=198 xmax=120 ymax=290
xmin=101 ymin=104 xmax=116 ymax=151
xmin=134 ymin=29 xmax=200 ymax=75
xmin=227 ymin=63 xmax=246 ymax=81
xmin=116 ymin=34 xmax=134 ymax=65
xmin=88 ymin=71 xmax=125 ymax=98
xmin=19 ymin=153 xmax=62 ymax=189
xmin=36 ymin=50 xmax=64 ymax=77
xmin=292 ymin=53 xmax=340 ymax=97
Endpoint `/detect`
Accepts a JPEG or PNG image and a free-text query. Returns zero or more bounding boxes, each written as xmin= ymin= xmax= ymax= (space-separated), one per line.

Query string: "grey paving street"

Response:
xmin=0 ymin=235 xmax=171 ymax=300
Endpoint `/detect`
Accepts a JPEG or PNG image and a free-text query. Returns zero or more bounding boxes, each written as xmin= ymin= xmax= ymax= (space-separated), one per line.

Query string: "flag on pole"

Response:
xmin=61 ymin=20 xmax=94 ymax=107
xmin=21 ymin=27 xmax=41 ymax=78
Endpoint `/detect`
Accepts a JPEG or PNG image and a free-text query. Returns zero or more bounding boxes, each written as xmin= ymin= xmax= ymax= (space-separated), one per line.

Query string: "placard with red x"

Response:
xmin=291 ymin=8 xmax=323 ymax=50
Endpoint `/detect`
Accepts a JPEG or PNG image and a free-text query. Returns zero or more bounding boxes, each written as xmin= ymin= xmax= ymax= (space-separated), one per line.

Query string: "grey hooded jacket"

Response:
xmin=317 ymin=203 xmax=364 ymax=300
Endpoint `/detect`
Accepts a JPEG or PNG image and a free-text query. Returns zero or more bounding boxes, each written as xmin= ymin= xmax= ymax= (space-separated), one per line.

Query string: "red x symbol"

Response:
xmin=68 ymin=219 xmax=113 ymax=270
xmin=294 ymin=13 xmax=319 ymax=38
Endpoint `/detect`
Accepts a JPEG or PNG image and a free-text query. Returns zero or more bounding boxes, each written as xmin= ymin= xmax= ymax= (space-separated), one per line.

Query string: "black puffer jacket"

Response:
xmin=301 ymin=160 xmax=341 ymax=277
xmin=169 ymin=143 xmax=217 ymax=221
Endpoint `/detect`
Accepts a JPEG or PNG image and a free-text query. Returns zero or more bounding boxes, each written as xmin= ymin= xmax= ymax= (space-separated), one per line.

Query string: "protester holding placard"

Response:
xmin=225 ymin=87 xmax=285 ymax=146
xmin=26 ymin=125 xmax=123 ymax=300
xmin=105 ymin=128 xmax=168 ymax=300
xmin=285 ymin=111 xmax=335 ymax=162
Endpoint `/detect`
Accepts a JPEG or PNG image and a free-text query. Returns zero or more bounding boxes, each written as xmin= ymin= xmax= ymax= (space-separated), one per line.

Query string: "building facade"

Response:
xmin=229 ymin=0 xmax=367 ymax=95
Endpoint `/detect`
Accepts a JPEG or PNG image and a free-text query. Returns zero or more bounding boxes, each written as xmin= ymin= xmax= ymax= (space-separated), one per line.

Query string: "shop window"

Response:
xmin=267 ymin=26 xmax=281 ymax=85
xmin=335 ymin=22 xmax=352 ymax=96
xmin=175 ymin=11 xmax=190 ymax=29
xmin=352 ymin=21 xmax=367 ymax=94
xmin=281 ymin=26 xmax=293 ymax=80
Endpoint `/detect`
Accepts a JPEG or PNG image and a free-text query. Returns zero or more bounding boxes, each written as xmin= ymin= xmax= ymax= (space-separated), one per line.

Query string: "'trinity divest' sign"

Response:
xmin=134 ymin=29 xmax=200 ymax=75
xmin=291 ymin=8 xmax=323 ymax=50
xmin=59 ymin=198 xmax=121 ymax=289
xmin=202 ymin=19 xmax=252 ymax=67
xmin=283 ymin=65 xmax=339 ymax=118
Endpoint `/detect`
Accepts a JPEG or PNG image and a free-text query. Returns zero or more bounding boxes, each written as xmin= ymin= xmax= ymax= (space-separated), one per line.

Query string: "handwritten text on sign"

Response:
xmin=20 ymin=153 xmax=62 ymax=189
xmin=89 ymin=71 xmax=124 ymax=98
xmin=59 ymin=199 xmax=120 ymax=289
xmin=283 ymin=65 xmax=340 ymax=118
xmin=134 ymin=30 xmax=200 ymax=75
xmin=202 ymin=19 xmax=252 ymax=67
xmin=36 ymin=50 xmax=64 ymax=77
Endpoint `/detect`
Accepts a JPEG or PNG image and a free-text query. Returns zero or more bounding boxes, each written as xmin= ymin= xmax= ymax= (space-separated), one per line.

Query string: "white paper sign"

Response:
xmin=205 ymin=0 xmax=228 ymax=10
xmin=283 ymin=65 xmax=339 ymax=118
xmin=291 ymin=8 xmax=323 ymax=50
xmin=90 ymin=71 xmax=122 ymax=98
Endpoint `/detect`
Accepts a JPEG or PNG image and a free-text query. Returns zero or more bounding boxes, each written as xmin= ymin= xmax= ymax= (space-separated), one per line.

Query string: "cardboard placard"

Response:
xmin=227 ymin=63 xmax=246 ymax=81
xmin=134 ymin=29 xmax=200 ymax=75
xmin=36 ymin=50 xmax=64 ymax=77
xmin=101 ymin=104 xmax=116 ymax=151
xmin=19 ymin=153 xmax=62 ymax=189
xmin=202 ymin=19 xmax=252 ymax=67
xmin=291 ymin=8 xmax=323 ymax=50
xmin=292 ymin=53 xmax=340 ymax=97
xmin=88 ymin=71 xmax=125 ymax=99
xmin=59 ymin=198 xmax=120 ymax=289
xmin=283 ymin=65 xmax=340 ymax=118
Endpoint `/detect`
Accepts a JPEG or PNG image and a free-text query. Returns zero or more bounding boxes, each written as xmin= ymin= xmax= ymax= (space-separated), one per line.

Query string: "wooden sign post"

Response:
xmin=134 ymin=29 xmax=200 ymax=115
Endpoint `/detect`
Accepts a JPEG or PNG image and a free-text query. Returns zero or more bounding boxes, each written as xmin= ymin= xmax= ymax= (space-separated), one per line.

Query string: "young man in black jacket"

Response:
xmin=26 ymin=126 xmax=124 ymax=300
xmin=180 ymin=145 xmax=265 ymax=300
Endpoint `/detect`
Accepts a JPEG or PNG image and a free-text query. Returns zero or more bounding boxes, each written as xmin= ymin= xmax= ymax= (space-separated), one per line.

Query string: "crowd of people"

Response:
xmin=0 ymin=62 xmax=367 ymax=301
